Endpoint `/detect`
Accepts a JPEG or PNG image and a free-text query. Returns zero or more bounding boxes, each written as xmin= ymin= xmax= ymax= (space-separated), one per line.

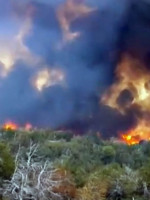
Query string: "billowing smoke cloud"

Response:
xmin=101 ymin=0 xmax=150 ymax=139
xmin=1 ymin=0 xmax=149 ymax=137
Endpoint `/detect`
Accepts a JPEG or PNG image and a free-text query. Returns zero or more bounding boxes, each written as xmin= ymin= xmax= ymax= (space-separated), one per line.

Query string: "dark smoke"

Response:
xmin=0 ymin=0 xmax=149 ymax=137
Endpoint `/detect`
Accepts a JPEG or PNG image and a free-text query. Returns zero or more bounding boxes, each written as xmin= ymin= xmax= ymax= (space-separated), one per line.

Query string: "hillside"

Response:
xmin=0 ymin=129 xmax=150 ymax=200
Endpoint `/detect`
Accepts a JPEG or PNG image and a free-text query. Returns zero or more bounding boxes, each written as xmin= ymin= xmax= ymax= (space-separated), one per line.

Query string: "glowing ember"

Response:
xmin=120 ymin=120 xmax=150 ymax=145
xmin=3 ymin=122 xmax=18 ymax=131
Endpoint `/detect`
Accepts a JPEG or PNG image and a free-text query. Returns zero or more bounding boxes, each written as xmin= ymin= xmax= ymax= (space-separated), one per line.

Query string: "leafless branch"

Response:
xmin=2 ymin=143 xmax=64 ymax=200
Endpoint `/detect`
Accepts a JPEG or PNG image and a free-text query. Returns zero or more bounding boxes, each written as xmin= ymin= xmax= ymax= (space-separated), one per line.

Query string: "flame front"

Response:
xmin=101 ymin=54 xmax=150 ymax=144
xmin=3 ymin=122 xmax=18 ymax=131
xmin=120 ymin=120 xmax=150 ymax=145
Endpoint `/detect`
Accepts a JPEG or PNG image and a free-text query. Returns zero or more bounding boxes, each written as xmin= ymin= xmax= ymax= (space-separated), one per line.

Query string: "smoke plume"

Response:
xmin=0 ymin=0 xmax=150 ymax=138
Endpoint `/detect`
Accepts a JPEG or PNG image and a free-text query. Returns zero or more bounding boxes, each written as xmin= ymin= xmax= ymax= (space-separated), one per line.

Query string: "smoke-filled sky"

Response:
xmin=0 ymin=0 xmax=150 ymax=137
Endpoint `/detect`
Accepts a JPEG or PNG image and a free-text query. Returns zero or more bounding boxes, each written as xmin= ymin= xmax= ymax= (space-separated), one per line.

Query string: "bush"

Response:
xmin=0 ymin=143 xmax=15 ymax=179
xmin=102 ymin=145 xmax=116 ymax=164
xmin=139 ymin=159 xmax=150 ymax=186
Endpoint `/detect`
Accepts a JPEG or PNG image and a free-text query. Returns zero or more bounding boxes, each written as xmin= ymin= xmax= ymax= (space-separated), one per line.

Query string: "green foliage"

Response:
xmin=56 ymin=136 xmax=103 ymax=187
xmin=114 ymin=144 xmax=133 ymax=167
xmin=1 ymin=130 xmax=150 ymax=200
xmin=102 ymin=145 xmax=116 ymax=164
xmin=119 ymin=167 xmax=140 ymax=197
xmin=77 ymin=173 xmax=108 ymax=200
xmin=77 ymin=163 xmax=123 ymax=200
xmin=1 ymin=130 xmax=15 ymax=141
xmin=49 ymin=131 xmax=74 ymax=141
xmin=38 ymin=140 xmax=68 ymax=159
xmin=0 ymin=143 xmax=15 ymax=179
xmin=140 ymin=159 xmax=150 ymax=186
xmin=142 ymin=142 xmax=150 ymax=156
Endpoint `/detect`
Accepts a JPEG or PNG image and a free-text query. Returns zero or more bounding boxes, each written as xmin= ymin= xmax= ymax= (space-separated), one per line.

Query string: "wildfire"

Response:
xmin=101 ymin=55 xmax=150 ymax=113
xmin=3 ymin=122 xmax=18 ymax=131
xmin=101 ymin=54 xmax=150 ymax=145
xmin=121 ymin=133 xmax=141 ymax=145
xmin=2 ymin=121 xmax=33 ymax=131
xmin=120 ymin=120 xmax=150 ymax=145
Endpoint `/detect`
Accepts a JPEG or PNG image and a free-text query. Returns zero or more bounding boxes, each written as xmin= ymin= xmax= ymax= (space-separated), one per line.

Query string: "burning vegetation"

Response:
xmin=101 ymin=54 xmax=150 ymax=144
xmin=3 ymin=122 xmax=18 ymax=131
xmin=2 ymin=122 xmax=33 ymax=131
xmin=120 ymin=120 xmax=150 ymax=145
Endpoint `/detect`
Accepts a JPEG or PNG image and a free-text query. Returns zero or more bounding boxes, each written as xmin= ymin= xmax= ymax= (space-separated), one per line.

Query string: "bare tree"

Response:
xmin=143 ymin=182 xmax=150 ymax=200
xmin=2 ymin=141 xmax=64 ymax=200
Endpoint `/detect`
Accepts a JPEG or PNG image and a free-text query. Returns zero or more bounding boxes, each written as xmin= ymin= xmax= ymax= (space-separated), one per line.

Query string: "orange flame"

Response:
xmin=121 ymin=132 xmax=141 ymax=145
xmin=101 ymin=55 xmax=150 ymax=113
xmin=3 ymin=122 xmax=18 ymax=131
xmin=120 ymin=120 xmax=150 ymax=145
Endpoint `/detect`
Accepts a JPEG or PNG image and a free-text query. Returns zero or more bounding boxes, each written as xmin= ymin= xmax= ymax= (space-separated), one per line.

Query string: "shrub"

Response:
xmin=0 ymin=143 xmax=15 ymax=179
xmin=139 ymin=159 xmax=150 ymax=186
xmin=76 ymin=169 xmax=109 ymax=200
xmin=102 ymin=145 xmax=116 ymax=164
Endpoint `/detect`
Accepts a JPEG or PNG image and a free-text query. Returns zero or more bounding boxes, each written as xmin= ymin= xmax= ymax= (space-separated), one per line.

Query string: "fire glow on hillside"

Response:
xmin=2 ymin=122 xmax=32 ymax=131
xmin=120 ymin=120 xmax=150 ymax=145
xmin=3 ymin=122 xmax=18 ymax=131
xmin=101 ymin=54 xmax=150 ymax=144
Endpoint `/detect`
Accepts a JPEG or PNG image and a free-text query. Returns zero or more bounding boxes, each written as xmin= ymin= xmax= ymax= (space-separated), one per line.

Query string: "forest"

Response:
xmin=0 ymin=129 xmax=150 ymax=200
